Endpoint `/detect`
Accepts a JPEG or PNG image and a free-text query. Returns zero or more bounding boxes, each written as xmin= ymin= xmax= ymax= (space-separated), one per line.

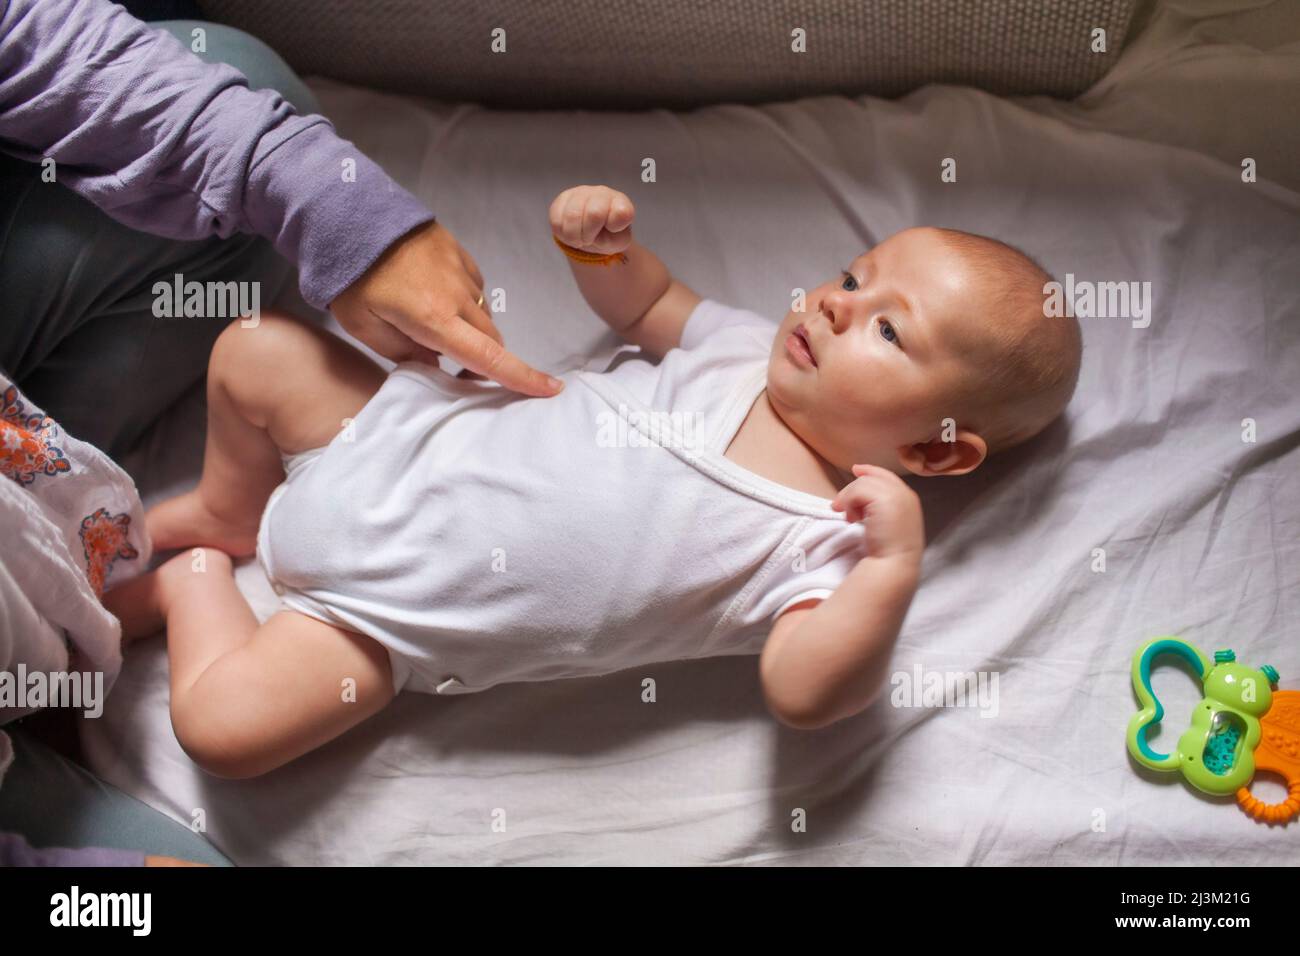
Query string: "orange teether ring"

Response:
xmin=1236 ymin=690 xmax=1300 ymax=825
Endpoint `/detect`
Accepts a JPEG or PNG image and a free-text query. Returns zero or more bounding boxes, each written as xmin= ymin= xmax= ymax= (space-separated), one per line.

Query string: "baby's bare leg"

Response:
xmin=106 ymin=548 xmax=395 ymax=778
xmin=148 ymin=313 xmax=387 ymax=555
xmin=105 ymin=318 xmax=395 ymax=775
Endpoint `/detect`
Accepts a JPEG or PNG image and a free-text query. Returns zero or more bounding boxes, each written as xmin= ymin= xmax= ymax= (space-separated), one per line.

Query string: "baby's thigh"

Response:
xmin=177 ymin=610 xmax=396 ymax=779
xmin=210 ymin=312 xmax=388 ymax=455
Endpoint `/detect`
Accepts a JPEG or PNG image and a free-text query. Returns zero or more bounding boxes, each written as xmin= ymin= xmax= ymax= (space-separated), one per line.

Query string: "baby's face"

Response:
xmin=766 ymin=227 xmax=987 ymax=473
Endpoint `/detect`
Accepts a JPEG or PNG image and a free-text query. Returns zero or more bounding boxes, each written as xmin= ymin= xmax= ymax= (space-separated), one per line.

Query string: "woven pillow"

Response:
xmin=196 ymin=0 xmax=1141 ymax=107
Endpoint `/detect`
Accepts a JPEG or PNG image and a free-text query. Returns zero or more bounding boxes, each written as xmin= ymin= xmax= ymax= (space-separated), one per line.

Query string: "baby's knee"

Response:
xmin=208 ymin=311 xmax=312 ymax=388
xmin=170 ymin=697 xmax=274 ymax=781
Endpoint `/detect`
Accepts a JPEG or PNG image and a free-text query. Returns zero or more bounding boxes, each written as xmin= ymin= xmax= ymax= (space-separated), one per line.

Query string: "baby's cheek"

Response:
xmin=823 ymin=361 xmax=892 ymax=408
xmin=837 ymin=371 xmax=933 ymax=441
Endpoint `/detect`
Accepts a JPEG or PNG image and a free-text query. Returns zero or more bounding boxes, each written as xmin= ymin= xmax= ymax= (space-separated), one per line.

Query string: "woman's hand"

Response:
xmin=330 ymin=221 xmax=563 ymax=396
xmin=549 ymin=185 xmax=636 ymax=255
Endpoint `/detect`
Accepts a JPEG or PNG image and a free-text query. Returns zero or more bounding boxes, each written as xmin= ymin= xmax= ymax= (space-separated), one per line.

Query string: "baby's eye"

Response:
xmin=878 ymin=318 xmax=901 ymax=346
xmin=840 ymin=270 xmax=858 ymax=292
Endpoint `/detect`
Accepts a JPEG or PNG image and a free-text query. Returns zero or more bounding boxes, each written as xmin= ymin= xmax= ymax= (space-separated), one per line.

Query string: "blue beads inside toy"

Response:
xmin=1202 ymin=711 xmax=1245 ymax=775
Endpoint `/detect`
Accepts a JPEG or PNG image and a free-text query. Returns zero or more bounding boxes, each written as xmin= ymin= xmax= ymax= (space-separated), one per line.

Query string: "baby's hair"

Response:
xmin=936 ymin=228 xmax=1083 ymax=456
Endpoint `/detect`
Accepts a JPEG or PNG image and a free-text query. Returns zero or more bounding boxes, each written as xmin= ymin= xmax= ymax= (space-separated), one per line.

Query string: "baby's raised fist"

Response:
xmin=549 ymin=185 xmax=635 ymax=255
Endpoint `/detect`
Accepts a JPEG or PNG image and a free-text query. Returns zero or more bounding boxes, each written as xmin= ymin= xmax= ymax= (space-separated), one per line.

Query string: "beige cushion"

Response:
xmin=197 ymin=0 xmax=1140 ymax=106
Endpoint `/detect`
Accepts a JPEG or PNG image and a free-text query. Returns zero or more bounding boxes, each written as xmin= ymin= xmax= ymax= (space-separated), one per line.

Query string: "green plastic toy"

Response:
xmin=1126 ymin=637 xmax=1278 ymax=795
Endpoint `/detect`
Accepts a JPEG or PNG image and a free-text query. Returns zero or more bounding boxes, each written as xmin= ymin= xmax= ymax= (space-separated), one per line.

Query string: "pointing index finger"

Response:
xmin=429 ymin=316 xmax=563 ymax=397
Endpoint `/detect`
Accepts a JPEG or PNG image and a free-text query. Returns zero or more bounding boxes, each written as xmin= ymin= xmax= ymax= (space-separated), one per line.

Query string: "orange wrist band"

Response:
xmin=553 ymin=235 xmax=629 ymax=266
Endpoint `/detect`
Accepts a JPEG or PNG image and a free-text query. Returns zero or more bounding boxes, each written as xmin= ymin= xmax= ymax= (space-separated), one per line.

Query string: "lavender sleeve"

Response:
xmin=0 ymin=830 xmax=146 ymax=867
xmin=0 ymin=0 xmax=434 ymax=308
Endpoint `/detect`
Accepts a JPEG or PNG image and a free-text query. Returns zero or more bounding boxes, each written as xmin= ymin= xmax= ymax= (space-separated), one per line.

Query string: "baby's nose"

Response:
xmin=819 ymin=295 xmax=848 ymax=329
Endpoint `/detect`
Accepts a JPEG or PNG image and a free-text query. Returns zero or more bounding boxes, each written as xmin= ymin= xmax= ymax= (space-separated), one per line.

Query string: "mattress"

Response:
xmin=79 ymin=0 xmax=1300 ymax=864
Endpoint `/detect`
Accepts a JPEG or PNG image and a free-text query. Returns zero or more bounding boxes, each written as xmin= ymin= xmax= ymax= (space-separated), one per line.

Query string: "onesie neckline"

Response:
xmin=394 ymin=354 xmax=844 ymax=518
xmin=709 ymin=361 xmax=842 ymax=515
xmin=577 ymin=360 xmax=842 ymax=519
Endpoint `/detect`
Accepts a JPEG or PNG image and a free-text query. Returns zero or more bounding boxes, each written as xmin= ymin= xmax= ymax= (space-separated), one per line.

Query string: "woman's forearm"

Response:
xmin=0 ymin=0 xmax=432 ymax=310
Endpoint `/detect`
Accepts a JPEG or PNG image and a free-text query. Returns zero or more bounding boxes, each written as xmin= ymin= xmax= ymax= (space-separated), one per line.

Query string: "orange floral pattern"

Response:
xmin=79 ymin=508 xmax=139 ymax=598
xmin=0 ymin=385 xmax=71 ymax=486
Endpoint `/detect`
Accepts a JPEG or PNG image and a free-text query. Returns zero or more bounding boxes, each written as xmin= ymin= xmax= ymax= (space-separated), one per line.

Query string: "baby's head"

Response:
xmin=768 ymin=227 xmax=1082 ymax=478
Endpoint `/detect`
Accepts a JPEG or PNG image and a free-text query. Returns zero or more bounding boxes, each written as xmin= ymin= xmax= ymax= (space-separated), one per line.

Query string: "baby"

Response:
xmin=105 ymin=185 xmax=1082 ymax=779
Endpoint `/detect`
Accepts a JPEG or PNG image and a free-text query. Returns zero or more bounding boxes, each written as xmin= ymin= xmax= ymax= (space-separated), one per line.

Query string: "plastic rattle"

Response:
xmin=1126 ymin=637 xmax=1299 ymax=825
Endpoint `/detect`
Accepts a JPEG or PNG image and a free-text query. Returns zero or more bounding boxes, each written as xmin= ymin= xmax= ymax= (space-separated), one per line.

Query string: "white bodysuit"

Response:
xmin=256 ymin=299 xmax=866 ymax=695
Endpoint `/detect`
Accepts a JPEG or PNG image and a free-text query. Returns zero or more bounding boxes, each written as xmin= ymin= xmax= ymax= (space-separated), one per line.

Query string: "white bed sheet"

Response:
xmin=79 ymin=0 xmax=1300 ymax=864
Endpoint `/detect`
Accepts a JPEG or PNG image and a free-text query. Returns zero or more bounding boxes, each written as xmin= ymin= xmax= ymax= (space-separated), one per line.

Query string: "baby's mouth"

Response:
xmin=791 ymin=323 xmax=817 ymax=367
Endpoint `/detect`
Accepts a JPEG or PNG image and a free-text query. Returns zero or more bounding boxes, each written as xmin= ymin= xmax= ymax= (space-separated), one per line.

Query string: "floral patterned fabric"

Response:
xmin=0 ymin=375 xmax=150 ymax=787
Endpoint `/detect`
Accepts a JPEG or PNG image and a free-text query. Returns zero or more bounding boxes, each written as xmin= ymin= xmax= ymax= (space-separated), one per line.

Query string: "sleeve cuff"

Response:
xmin=244 ymin=121 xmax=435 ymax=309
xmin=774 ymin=589 xmax=832 ymax=619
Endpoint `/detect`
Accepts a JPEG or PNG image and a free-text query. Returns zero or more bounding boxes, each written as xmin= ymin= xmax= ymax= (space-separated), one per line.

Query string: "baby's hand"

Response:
xmin=831 ymin=464 xmax=925 ymax=563
xmin=549 ymin=185 xmax=635 ymax=255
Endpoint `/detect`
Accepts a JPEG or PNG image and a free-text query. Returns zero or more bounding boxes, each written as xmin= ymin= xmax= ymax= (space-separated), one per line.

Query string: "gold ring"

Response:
xmin=476 ymin=293 xmax=485 ymax=308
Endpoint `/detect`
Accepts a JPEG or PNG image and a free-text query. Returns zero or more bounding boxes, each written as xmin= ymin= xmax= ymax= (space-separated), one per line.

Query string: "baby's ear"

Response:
xmin=897 ymin=431 xmax=987 ymax=477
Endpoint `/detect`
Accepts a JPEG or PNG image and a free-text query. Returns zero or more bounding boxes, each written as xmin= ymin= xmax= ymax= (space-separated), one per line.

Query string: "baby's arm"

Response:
xmin=759 ymin=465 xmax=925 ymax=730
xmin=549 ymin=185 xmax=701 ymax=359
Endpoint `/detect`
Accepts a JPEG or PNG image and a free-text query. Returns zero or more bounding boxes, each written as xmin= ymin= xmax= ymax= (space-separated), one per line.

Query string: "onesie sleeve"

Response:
xmin=679 ymin=298 xmax=779 ymax=352
xmin=745 ymin=518 xmax=866 ymax=625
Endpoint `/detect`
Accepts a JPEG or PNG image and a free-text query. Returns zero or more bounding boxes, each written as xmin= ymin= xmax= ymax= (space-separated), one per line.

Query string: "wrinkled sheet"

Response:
xmin=79 ymin=0 xmax=1300 ymax=864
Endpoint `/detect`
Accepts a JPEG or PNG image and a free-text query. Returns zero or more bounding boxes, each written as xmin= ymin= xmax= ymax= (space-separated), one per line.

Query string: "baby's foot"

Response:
xmin=102 ymin=568 xmax=167 ymax=643
xmin=103 ymin=548 xmax=235 ymax=643
xmin=146 ymin=491 xmax=260 ymax=558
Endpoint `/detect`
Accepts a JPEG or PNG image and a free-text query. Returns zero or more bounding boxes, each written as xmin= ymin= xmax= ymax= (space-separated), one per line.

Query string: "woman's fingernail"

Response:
xmin=548 ymin=376 xmax=565 ymax=391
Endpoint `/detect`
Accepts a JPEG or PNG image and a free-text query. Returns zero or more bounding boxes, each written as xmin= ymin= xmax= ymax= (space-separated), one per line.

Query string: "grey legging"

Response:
xmin=0 ymin=20 xmax=318 ymax=459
